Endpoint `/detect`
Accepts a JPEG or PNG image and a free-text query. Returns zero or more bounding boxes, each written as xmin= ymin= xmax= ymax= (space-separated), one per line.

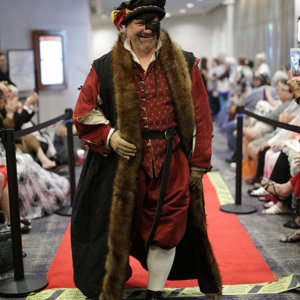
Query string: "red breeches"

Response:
xmin=135 ymin=147 xmax=190 ymax=250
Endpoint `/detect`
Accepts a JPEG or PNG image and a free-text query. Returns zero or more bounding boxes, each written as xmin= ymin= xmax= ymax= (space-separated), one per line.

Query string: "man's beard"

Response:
xmin=134 ymin=34 xmax=157 ymax=52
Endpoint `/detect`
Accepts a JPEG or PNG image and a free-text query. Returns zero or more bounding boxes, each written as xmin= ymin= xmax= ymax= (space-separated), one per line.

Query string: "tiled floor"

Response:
xmin=0 ymin=124 xmax=299 ymax=299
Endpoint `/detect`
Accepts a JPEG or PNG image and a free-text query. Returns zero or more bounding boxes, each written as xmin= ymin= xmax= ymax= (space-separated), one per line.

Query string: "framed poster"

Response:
xmin=32 ymin=30 xmax=67 ymax=91
xmin=7 ymin=49 xmax=35 ymax=92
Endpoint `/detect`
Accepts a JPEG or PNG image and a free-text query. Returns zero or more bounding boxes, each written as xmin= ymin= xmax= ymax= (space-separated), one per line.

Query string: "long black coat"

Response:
xmin=71 ymin=31 xmax=222 ymax=300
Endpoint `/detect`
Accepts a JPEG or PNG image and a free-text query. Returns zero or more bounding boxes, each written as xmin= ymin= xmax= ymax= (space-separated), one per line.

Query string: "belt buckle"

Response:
xmin=164 ymin=128 xmax=175 ymax=140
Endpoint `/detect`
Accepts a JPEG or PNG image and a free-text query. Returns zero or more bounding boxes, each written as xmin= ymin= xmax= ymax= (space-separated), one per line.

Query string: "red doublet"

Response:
xmin=135 ymin=61 xmax=178 ymax=178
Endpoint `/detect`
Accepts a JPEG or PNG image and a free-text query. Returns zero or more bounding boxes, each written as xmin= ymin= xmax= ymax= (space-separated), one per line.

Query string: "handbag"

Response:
xmin=0 ymin=211 xmax=13 ymax=273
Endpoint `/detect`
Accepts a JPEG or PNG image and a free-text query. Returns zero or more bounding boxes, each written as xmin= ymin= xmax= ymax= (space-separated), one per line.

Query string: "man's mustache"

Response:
xmin=138 ymin=33 xmax=155 ymax=38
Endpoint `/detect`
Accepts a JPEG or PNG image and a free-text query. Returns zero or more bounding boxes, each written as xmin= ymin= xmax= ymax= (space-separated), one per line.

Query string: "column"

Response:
xmin=223 ymin=0 xmax=235 ymax=57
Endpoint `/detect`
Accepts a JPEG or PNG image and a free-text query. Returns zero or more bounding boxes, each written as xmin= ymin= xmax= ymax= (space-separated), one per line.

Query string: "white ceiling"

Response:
xmin=90 ymin=0 xmax=225 ymax=22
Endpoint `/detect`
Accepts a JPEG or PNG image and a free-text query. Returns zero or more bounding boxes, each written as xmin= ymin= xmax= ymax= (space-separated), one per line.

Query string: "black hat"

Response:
xmin=112 ymin=0 xmax=166 ymax=30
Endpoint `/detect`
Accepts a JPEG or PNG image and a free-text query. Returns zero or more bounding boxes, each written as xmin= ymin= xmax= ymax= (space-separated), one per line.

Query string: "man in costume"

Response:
xmin=71 ymin=1 xmax=222 ymax=299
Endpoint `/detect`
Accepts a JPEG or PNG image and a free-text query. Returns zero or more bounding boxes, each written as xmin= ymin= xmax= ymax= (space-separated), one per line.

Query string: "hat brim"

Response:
xmin=121 ymin=6 xmax=165 ymax=25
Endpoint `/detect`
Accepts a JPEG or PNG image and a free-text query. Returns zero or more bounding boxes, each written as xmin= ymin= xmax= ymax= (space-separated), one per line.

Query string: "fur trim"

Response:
xmin=100 ymin=35 xmax=143 ymax=300
xmin=190 ymin=183 xmax=222 ymax=295
xmin=159 ymin=31 xmax=195 ymax=151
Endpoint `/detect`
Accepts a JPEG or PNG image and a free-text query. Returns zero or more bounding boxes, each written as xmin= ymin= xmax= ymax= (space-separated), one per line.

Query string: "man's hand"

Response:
xmin=189 ymin=169 xmax=204 ymax=190
xmin=110 ymin=130 xmax=137 ymax=160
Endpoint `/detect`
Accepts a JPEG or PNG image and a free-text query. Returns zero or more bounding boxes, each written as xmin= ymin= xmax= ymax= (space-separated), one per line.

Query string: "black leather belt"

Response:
xmin=144 ymin=128 xmax=177 ymax=249
xmin=142 ymin=128 xmax=177 ymax=140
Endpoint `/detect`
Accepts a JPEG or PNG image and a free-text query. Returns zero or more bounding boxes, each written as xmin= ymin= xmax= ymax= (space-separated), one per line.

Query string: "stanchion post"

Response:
xmin=56 ymin=108 xmax=75 ymax=216
xmin=2 ymin=129 xmax=24 ymax=280
xmin=235 ymin=105 xmax=243 ymax=205
xmin=0 ymin=129 xmax=48 ymax=297
xmin=220 ymin=106 xmax=257 ymax=214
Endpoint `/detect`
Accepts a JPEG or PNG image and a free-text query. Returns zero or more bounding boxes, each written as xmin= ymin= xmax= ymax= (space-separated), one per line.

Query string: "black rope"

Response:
xmin=13 ymin=112 xmax=69 ymax=139
xmin=242 ymin=107 xmax=300 ymax=133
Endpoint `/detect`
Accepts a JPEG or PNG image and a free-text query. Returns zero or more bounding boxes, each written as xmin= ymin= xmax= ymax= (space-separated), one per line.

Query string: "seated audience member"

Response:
xmin=0 ymin=84 xmax=70 ymax=221
xmin=246 ymin=86 xmax=300 ymax=163
xmin=261 ymin=166 xmax=300 ymax=243
xmin=0 ymin=83 xmax=56 ymax=169
xmin=0 ymin=163 xmax=31 ymax=234
xmin=0 ymin=138 xmax=70 ymax=220
xmin=248 ymin=113 xmax=300 ymax=197
xmin=223 ymin=72 xmax=275 ymax=162
xmin=242 ymin=75 xmax=289 ymax=146
xmin=248 ymin=76 xmax=300 ymax=209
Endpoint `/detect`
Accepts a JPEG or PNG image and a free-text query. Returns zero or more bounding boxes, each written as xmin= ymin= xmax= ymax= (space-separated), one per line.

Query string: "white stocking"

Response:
xmin=146 ymin=246 xmax=176 ymax=291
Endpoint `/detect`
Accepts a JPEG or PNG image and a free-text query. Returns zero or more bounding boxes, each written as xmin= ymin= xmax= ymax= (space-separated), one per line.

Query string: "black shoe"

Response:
xmin=145 ymin=290 xmax=164 ymax=300
xmin=225 ymin=152 xmax=236 ymax=163
xmin=283 ymin=219 xmax=300 ymax=229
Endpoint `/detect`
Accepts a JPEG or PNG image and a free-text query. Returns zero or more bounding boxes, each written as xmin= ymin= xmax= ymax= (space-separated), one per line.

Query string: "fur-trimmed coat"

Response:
xmin=71 ymin=30 xmax=222 ymax=300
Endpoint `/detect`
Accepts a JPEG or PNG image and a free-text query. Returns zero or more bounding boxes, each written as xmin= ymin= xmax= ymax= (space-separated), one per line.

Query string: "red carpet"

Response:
xmin=46 ymin=175 xmax=276 ymax=289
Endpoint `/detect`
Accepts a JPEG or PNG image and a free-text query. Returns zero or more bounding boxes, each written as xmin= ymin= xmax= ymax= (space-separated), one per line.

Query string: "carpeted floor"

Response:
xmin=45 ymin=174 xmax=275 ymax=290
xmin=0 ymin=125 xmax=299 ymax=300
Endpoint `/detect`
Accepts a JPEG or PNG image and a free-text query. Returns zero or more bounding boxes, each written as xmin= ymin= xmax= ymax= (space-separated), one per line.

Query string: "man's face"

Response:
xmin=126 ymin=15 xmax=160 ymax=53
xmin=0 ymin=55 xmax=7 ymax=72
xmin=277 ymin=81 xmax=293 ymax=102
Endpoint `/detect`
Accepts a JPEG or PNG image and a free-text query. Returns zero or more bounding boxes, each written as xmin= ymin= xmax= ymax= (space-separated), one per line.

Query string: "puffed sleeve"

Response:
xmin=190 ymin=58 xmax=213 ymax=170
xmin=73 ymin=66 xmax=112 ymax=155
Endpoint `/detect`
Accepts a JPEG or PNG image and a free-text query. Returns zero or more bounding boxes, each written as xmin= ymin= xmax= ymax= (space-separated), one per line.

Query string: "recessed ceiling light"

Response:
xmin=186 ymin=3 xmax=195 ymax=8
xmin=179 ymin=8 xmax=186 ymax=14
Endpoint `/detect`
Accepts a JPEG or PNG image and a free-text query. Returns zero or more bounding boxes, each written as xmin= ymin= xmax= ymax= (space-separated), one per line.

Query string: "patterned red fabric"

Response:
xmin=290 ymin=170 xmax=300 ymax=198
xmin=135 ymin=61 xmax=179 ymax=178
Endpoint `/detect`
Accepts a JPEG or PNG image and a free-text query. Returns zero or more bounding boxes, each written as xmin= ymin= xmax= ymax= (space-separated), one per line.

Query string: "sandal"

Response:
xmin=261 ymin=178 xmax=290 ymax=202
xmin=249 ymin=187 xmax=269 ymax=197
xmin=261 ymin=204 xmax=289 ymax=215
xmin=280 ymin=232 xmax=300 ymax=243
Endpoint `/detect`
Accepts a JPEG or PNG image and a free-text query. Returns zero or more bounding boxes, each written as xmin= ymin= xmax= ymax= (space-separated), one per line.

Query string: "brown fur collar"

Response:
xmin=100 ymin=30 xmax=197 ymax=300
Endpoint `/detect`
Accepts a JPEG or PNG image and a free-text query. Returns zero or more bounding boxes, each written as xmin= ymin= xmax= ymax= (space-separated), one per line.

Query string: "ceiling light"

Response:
xmin=179 ymin=8 xmax=186 ymax=14
xmin=186 ymin=3 xmax=195 ymax=8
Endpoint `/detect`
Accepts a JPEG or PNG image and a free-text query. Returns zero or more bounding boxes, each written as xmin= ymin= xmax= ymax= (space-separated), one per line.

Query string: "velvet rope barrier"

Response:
xmin=220 ymin=105 xmax=300 ymax=214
